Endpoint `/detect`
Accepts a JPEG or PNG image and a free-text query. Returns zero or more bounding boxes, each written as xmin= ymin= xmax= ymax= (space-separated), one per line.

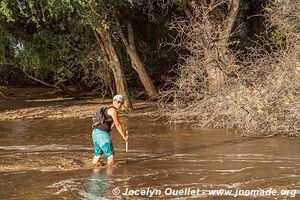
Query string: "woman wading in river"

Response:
xmin=92 ymin=94 xmax=128 ymax=166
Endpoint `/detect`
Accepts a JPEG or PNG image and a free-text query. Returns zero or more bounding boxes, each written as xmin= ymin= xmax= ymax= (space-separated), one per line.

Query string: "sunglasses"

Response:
xmin=115 ymin=100 xmax=124 ymax=105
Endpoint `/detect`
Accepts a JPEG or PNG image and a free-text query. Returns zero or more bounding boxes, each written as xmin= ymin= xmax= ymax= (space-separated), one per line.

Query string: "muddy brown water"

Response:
xmin=0 ymin=117 xmax=299 ymax=200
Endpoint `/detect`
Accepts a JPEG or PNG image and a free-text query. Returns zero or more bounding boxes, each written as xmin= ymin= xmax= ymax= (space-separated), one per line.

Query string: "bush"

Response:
xmin=160 ymin=1 xmax=300 ymax=137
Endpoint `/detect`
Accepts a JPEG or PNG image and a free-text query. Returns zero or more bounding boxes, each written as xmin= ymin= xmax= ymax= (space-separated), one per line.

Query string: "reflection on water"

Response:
xmin=0 ymin=117 xmax=299 ymax=199
xmin=87 ymin=169 xmax=110 ymax=199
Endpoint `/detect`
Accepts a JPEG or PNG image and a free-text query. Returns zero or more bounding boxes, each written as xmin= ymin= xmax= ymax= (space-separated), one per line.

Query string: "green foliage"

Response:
xmin=19 ymin=30 xmax=74 ymax=82
xmin=43 ymin=0 xmax=75 ymax=21
xmin=268 ymin=0 xmax=300 ymax=50
xmin=270 ymin=28 xmax=284 ymax=49
xmin=264 ymin=7 xmax=273 ymax=13
xmin=0 ymin=0 xmax=14 ymax=22
xmin=274 ymin=0 xmax=284 ymax=4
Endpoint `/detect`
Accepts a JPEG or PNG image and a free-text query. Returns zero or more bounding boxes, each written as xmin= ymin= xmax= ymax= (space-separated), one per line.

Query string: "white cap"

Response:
xmin=113 ymin=94 xmax=124 ymax=101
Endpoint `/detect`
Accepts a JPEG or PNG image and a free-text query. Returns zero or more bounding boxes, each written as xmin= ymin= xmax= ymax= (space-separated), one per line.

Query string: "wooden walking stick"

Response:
xmin=125 ymin=130 xmax=128 ymax=163
xmin=125 ymin=130 xmax=128 ymax=153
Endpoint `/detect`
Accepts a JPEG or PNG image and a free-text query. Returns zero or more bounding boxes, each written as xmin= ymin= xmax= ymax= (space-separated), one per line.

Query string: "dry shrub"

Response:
xmin=160 ymin=0 xmax=237 ymax=102
xmin=161 ymin=1 xmax=300 ymax=137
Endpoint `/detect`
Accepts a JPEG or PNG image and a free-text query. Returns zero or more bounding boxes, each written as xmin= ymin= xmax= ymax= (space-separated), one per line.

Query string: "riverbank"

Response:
xmin=0 ymin=87 xmax=158 ymax=121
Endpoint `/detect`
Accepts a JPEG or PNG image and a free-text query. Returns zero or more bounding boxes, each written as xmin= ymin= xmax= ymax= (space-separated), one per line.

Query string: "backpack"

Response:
xmin=92 ymin=107 xmax=108 ymax=128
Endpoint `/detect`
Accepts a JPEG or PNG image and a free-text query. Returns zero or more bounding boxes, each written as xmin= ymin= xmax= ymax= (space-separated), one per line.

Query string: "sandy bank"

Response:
xmin=0 ymin=87 xmax=158 ymax=121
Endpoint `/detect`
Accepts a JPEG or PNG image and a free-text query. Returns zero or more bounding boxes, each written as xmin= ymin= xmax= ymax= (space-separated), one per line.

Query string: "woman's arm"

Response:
xmin=108 ymin=108 xmax=128 ymax=141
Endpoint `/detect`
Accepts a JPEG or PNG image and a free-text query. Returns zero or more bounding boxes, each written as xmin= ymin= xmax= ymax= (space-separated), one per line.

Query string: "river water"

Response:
xmin=0 ymin=117 xmax=299 ymax=199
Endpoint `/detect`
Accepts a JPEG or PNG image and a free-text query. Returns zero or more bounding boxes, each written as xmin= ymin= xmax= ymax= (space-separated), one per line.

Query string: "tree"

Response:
xmin=98 ymin=27 xmax=133 ymax=109
xmin=149 ymin=0 xmax=241 ymax=93
xmin=76 ymin=0 xmax=133 ymax=110
xmin=0 ymin=0 xmax=134 ymax=108
xmin=117 ymin=19 xmax=157 ymax=98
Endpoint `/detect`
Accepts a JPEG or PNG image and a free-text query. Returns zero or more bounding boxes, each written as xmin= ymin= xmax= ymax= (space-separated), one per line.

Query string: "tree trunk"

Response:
xmin=204 ymin=0 xmax=240 ymax=93
xmin=119 ymin=21 xmax=157 ymax=98
xmin=205 ymin=63 xmax=227 ymax=93
xmin=98 ymin=28 xmax=133 ymax=111
xmin=224 ymin=0 xmax=241 ymax=40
